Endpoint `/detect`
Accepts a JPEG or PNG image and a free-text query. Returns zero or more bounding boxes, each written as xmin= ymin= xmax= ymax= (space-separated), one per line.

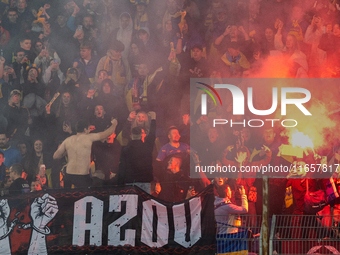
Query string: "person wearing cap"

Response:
xmin=181 ymin=44 xmax=208 ymax=79
xmin=72 ymin=41 xmax=99 ymax=82
xmin=220 ymin=41 xmax=250 ymax=77
xmin=95 ymin=40 xmax=130 ymax=97
xmin=4 ymin=89 xmax=32 ymax=141
xmin=132 ymin=0 xmax=149 ymax=31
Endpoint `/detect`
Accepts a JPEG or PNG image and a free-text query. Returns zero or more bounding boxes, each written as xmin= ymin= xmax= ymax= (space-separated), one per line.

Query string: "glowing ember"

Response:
xmin=290 ymin=130 xmax=314 ymax=149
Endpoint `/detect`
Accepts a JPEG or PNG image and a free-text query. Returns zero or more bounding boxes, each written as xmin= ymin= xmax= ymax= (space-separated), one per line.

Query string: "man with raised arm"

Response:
xmin=53 ymin=118 xmax=118 ymax=188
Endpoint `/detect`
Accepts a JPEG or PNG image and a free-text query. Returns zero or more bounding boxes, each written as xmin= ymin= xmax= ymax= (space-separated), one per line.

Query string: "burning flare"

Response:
xmin=290 ymin=130 xmax=314 ymax=149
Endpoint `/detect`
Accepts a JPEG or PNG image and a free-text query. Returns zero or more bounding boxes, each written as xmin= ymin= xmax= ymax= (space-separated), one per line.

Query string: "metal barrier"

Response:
xmin=214 ymin=214 xmax=340 ymax=254
xmin=269 ymin=215 xmax=340 ymax=255
xmin=216 ymin=215 xmax=262 ymax=255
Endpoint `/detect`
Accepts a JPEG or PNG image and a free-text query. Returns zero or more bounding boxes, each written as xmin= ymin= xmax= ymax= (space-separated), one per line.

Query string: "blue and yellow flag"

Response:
xmin=216 ymin=231 xmax=248 ymax=255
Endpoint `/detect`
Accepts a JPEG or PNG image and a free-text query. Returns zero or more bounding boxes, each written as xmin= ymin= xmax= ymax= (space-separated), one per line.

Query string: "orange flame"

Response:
xmin=280 ymin=99 xmax=337 ymax=150
xmin=248 ymin=79 xmax=340 ymax=151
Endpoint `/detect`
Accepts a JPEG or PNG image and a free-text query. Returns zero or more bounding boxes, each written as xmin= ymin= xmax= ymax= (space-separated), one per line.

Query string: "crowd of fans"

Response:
xmin=0 ymin=0 xmax=339 ymax=221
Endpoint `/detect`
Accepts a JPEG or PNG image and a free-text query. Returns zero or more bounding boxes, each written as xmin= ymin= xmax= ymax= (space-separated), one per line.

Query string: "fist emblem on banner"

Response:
xmin=30 ymin=194 xmax=58 ymax=234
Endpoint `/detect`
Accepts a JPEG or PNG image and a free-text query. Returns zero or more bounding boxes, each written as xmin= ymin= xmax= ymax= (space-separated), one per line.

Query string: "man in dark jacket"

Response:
xmin=158 ymin=154 xmax=195 ymax=202
xmin=72 ymin=41 xmax=99 ymax=82
xmin=1 ymin=8 xmax=20 ymax=38
xmin=4 ymin=89 xmax=32 ymax=141
xmin=91 ymin=131 xmax=121 ymax=180
xmin=9 ymin=163 xmax=29 ymax=196
xmin=118 ymin=111 xmax=156 ymax=194
xmin=0 ymin=151 xmax=9 ymax=184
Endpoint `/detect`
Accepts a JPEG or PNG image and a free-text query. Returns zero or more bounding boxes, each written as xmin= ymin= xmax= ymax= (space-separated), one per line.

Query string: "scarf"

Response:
xmin=127 ymin=67 xmax=163 ymax=109
xmin=134 ymin=12 xmax=148 ymax=31
xmin=103 ymin=56 xmax=126 ymax=85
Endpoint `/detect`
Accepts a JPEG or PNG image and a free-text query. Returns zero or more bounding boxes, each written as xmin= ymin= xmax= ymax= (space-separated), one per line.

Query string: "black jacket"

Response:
xmin=118 ymin=119 xmax=156 ymax=184
xmin=4 ymin=104 xmax=30 ymax=140
xmin=91 ymin=141 xmax=121 ymax=180
xmin=158 ymin=169 xmax=195 ymax=202
xmin=9 ymin=177 xmax=29 ymax=196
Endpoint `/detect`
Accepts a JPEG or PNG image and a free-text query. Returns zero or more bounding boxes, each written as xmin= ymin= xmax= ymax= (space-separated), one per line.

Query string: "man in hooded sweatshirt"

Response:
xmin=107 ymin=12 xmax=134 ymax=61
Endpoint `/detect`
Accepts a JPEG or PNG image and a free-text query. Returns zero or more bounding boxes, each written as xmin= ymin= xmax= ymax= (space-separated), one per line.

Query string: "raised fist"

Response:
xmin=0 ymin=199 xmax=10 ymax=229
xmin=111 ymin=118 xmax=118 ymax=126
xmin=30 ymin=194 xmax=58 ymax=232
xmin=129 ymin=111 xmax=136 ymax=120
xmin=148 ymin=111 xmax=156 ymax=120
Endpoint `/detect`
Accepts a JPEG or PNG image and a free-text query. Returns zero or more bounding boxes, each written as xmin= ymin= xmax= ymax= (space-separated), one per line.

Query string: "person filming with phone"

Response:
xmin=215 ymin=184 xmax=248 ymax=234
